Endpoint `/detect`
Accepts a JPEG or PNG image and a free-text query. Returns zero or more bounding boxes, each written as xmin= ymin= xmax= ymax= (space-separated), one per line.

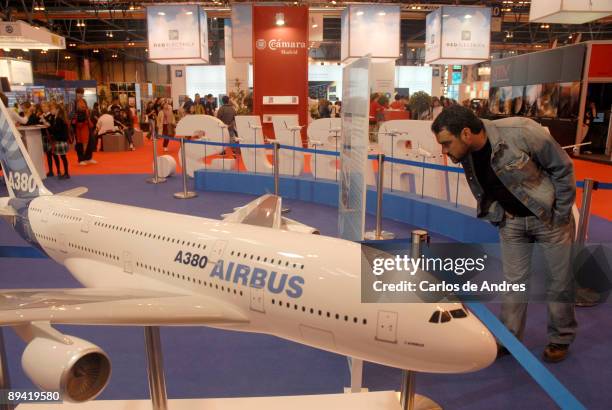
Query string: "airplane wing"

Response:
xmin=56 ymin=187 xmax=89 ymax=197
xmin=222 ymin=194 xmax=319 ymax=234
xmin=0 ymin=288 xmax=249 ymax=326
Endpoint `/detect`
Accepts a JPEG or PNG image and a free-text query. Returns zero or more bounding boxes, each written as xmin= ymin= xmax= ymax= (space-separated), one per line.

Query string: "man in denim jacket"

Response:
xmin=432 ymin=106 xmax=576 ymax=363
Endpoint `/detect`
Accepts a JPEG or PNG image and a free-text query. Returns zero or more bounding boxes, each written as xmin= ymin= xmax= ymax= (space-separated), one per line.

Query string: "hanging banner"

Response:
xmin=529 ymin=0 xmax=612 ymax=24
xmin=146 ymin=4 xmax=209 ymax=65
xmin=338 ymin=56 xmax=370 ymax=242
xmin=426 ymin=6 xmax=491 ymax=65
xmin=341 ymin=4 xmax=400 ymax=62
xmin=252 ymin=5 xmax=308 ymax=139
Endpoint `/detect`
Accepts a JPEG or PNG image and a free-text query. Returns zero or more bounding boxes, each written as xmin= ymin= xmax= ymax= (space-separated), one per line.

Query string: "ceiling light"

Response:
xmin=186 ymin=11 xmax=193 ymax=15
xmin=568 ymin=34 xmax=573 ymax=39
xmin=93 ymin=49 xmax=99 ymax=53
xmin=356 ymin=10 xmax=364 ymax=16
xmin=3 ymin=48 xmax=9 ymax=52
xmin=464 ymin=14 xmax=472 ymax=19
xmin=158 ymin=12 xmax=166 ymax=16
xmin=378 ymin=11 xmax=386 ymax=16
xmin=312 ymin=23 xmax=318 ymax=28
xmin=331 ymin=0 xmax=337 ymax=4
xmin=22 ymin=48 xmax=29 ymax=52
xmin=275 ymin=12 xmax=285 ymax=26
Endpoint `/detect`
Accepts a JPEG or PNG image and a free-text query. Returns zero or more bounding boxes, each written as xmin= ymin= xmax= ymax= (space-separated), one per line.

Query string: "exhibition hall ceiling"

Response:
xmin=1 ymin=1 xmax=610 ymax=62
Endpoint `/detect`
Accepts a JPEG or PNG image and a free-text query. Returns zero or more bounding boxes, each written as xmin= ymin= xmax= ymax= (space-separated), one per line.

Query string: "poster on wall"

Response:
xmin=146 ymin=4 xmax=209 ymax=64
xmin=537 ymin=83 xmax=560 ymax=118
xmin=558 ymin=82 xmax=581 ymax=119
xmin=338 ymin=56 xmax=370 ymax=242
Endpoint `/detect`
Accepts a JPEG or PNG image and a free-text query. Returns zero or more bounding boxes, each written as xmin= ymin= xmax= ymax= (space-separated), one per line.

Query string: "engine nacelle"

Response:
xmin=21 ymin=336 xmax=111 ymax=402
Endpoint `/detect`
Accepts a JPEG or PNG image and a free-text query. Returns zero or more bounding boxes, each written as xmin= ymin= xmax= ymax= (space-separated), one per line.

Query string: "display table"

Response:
xmin=16 ymin=391 xmax=404 ymax=410
xmin=17 ymin=125 xmax=48 ymax=180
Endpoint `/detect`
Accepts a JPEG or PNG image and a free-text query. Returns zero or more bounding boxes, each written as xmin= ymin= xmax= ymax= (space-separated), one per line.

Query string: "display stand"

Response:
xmin=17 ymin=125 xmax=48 ymax=180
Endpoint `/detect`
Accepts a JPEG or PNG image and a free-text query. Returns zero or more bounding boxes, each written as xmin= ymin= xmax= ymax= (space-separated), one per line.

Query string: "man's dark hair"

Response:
xmin=431 ymin=105 xmax=484 ymax=137
xmin=394 ymin=94 xmax=402 ymax=101
xmin=222 ymin=95 xmax=229 ymax=104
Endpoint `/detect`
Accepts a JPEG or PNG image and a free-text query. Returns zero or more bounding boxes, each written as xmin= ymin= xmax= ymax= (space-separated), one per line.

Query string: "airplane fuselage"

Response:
xmin=19 ymin=194 xmax=496 ymax=373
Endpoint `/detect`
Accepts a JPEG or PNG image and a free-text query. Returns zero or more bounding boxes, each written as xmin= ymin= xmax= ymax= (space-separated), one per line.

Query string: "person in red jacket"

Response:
xmin=72 ymin=98 xmax=96 ymax=165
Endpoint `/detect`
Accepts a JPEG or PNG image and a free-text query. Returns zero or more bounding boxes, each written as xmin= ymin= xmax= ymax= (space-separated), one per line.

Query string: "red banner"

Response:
xmin=252 ymin=5 xmax=309 ymax=141
xmin=588 ymin=44 xmax=612 ymax=79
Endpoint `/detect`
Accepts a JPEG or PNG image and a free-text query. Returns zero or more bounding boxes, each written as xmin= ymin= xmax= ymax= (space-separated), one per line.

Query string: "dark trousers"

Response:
xmin=76 ymin=134 xmax=95 ymax=162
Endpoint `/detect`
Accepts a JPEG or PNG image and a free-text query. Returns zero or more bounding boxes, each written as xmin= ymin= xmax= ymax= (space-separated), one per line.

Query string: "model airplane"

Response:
xmin=0 ymin=101 xmax=496 ymax=403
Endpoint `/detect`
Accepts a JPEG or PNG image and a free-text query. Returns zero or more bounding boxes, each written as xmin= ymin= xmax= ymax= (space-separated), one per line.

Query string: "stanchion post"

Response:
xmin=364 ymin=154 xmax=394 ymax=240
xmin=273 ymin=141 xmax=280 ymax=196
xmin=420 ymin=154 xmax=426 ymax=198
xmin=577 ymin=178 xmax=596 ymax=244
xmin=455 ymin=171 xmax=460 ymax=208
xmin=144 ymin=327 xmax=168 ymax=410
xmin=173 ymin=137 xmax=197 ymax=199
xmin=146 ymin=133 xmax=167 ymax=184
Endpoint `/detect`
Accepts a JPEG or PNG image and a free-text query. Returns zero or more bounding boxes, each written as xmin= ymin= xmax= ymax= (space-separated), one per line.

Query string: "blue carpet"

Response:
xmin=1 ymin=175 xmax=611 ymax=409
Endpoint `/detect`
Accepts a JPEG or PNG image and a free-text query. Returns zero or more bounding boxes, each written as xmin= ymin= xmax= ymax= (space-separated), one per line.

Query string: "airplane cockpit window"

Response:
xmin=429 ymin=311 xmax=441 ymax=323
xmin=450 ymin=308 xmax=468 ymax=319
xmin=440 ymin=311 xmax=451 ymax=323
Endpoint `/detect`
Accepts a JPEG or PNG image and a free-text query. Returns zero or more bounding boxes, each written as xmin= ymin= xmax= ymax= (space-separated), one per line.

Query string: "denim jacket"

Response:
xmin=461 ymin=118 xmax=576 ymax=227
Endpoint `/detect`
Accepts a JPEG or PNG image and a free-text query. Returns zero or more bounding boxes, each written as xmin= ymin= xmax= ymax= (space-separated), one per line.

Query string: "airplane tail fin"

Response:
xmin=0 ymin=100 xmax=52 ymax=199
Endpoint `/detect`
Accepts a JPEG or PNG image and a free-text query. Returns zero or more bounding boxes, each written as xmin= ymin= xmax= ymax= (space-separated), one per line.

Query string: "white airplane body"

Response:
xmin=0 ymin=101 xmax=496 ymax=402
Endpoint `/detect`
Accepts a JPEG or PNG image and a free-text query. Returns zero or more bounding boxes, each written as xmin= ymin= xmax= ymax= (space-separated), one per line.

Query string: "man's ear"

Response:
xmin=459 ymin=127 xmax=471 ymax=144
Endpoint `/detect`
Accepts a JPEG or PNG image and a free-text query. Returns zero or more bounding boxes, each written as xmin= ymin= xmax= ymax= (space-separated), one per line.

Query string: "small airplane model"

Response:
xmin=0 ymin=101 xmax=496 ymax=402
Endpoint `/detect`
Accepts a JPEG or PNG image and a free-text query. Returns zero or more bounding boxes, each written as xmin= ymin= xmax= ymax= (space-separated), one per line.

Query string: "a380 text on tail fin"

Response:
xmin=0 ymin=100 xmax=50 ymax=199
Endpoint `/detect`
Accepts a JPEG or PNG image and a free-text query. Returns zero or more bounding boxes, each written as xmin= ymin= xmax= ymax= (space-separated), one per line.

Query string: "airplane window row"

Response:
xmin=93 ymin=221 xmax=207 ymax=250
xmin=35 ymin=232 xmax=57 ymax=243
xmin=52 ymin=212 xmax=82 ymax=222
xmin=136 ymin=261 xmax=244 ymax=297
xmin=271 ymin=298 xmax=368 ymax=325
xmin=229 ymin=250 xmax=305 ymax=270
xmin=69 ymin=242 xmax=119 ymax=261
xmin=428 ymin=308 xmax=468 ymax=324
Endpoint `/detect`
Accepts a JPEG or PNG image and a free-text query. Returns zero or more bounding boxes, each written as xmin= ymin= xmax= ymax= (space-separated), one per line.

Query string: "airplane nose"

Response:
xmin=460 ymin=317 xmax=498 ymax=372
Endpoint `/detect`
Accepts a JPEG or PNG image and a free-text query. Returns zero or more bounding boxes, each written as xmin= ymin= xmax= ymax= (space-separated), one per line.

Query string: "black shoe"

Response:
xmin=46 ymin=172 xmax=54 ymax=177
xmin=497 ymin=345 xmax=511 ymax=359
xmin=59 ymin=173 xmax=70 ymax=180
xmin=543 ymin=343 xmax=569 ymax=363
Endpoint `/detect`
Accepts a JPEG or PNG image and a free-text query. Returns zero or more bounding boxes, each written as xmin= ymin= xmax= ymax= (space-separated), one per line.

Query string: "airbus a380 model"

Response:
xmin=0 ymin=101 xmax=496 ymax=403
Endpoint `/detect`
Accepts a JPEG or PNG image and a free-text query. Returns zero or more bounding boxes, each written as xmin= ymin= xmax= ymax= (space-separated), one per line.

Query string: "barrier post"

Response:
xmin=144 ymin=326 xmax=168 ymax=410
xmin=455 ymin=171 xmax=460 ymax=208
xmin=146 ymin=133 xmax=167 ymax=184
xmin=330 ymin=127 xmax=341 ymax=181
xmin=365 ymin=154 xmax=394 ymax=240
xmin=273 ymin=141 xmax=280 ymax=196
xmin=576 ymin=178 xmax=601 ymax=306
xmin=173 ymin=137 xmax=197 ymax=199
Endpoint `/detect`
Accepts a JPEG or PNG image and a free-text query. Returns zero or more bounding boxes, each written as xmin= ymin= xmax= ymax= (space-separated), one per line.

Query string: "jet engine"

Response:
xmin=21 ymin=336 xmax=111 ymax=402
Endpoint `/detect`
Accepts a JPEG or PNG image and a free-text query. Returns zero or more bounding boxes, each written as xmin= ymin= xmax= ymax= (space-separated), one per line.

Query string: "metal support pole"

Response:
xmin=454 ymin=172 xmax=460 ymax=208
xmin=173 ymin=137 xmax=197 ymax=199
xmin=365 ymin=154 xmax=394 ymax=240
xmin=273 ymin=141 xmax=280 ymax=196
xmin=146 ymin=133 xmax=167 ymax=184
xmin=0 ymin=328 xmax=15 ymax=410
xmin=576 ymin=178 xmax=600 ymax=307
xmin=292 ymin=130 xmax=296 ymax=177
xmin=144 ymin=327 xmax=168 ymax=410
xmin=399 ymin=370 xmax=415 ymax=410
xmin=347 ymin=357 xmax=364 ymax=393
xmin=577 ymin=179 xmax=596 ymax=244
xmin=390 ymin=132 xmax=396 ymax=192
xmin=421 ymin=154 xmax=426 ymax=199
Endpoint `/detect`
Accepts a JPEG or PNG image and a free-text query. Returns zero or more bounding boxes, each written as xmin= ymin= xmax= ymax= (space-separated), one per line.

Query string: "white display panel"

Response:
xmin=530 ymin=0 xmax=612 ymax=23
xmin=426 ymin=6 xmax=491 ymax=65
xmin=147 ymin=4 xmax=209 ymax=65
xmin=341 ymin=4 xmax=400 ymax=62
xmin=231 ymin=4 xmax=253 ymax=59
xmin=0 ymin=58 xmax=33 ymax=85
xmin=395 ymin=66 xmax=433 ymax=95
xmin=186 ymin=66 xmax=226 ymax=99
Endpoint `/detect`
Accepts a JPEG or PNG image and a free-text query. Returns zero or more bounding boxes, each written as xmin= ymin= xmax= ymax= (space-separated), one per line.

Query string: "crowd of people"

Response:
xmin=2 ymin=87 xmax=145 ymax=180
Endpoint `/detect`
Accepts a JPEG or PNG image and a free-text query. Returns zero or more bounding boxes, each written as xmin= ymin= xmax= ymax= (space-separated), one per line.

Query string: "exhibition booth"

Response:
xmin=1 ymin=1 xmax=612 ymax=410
